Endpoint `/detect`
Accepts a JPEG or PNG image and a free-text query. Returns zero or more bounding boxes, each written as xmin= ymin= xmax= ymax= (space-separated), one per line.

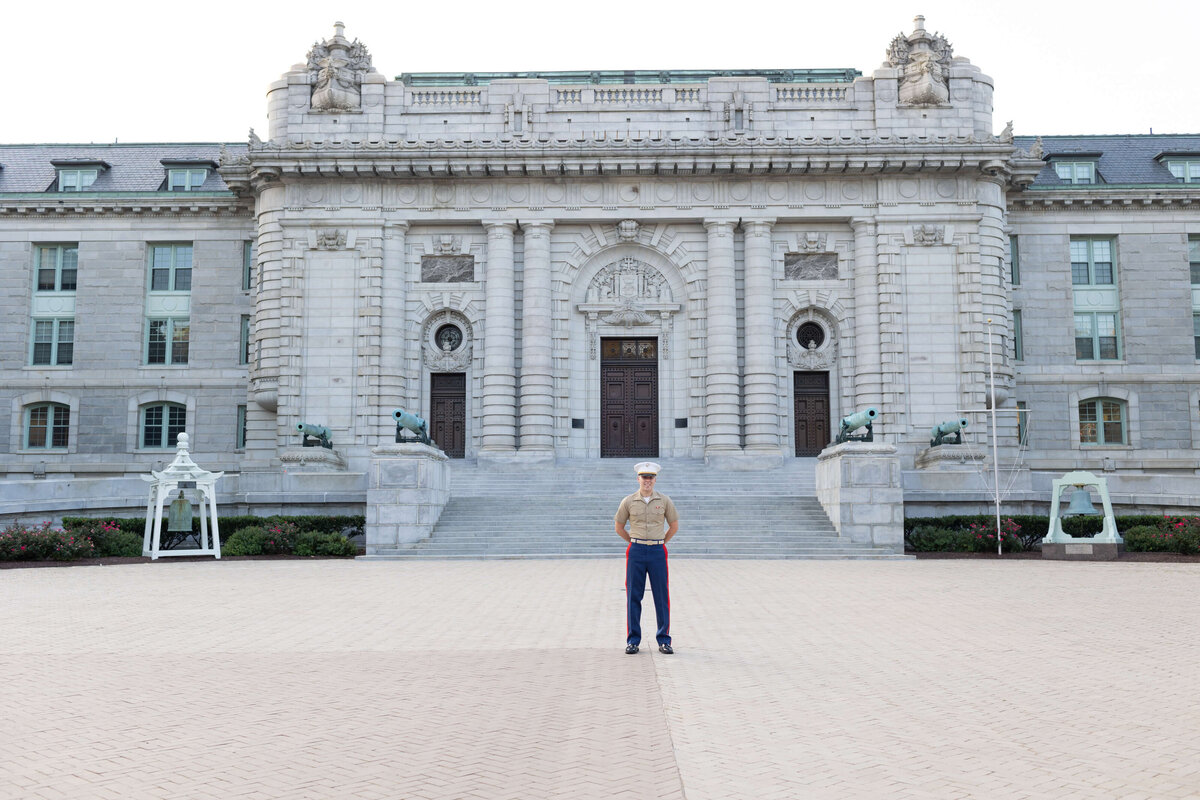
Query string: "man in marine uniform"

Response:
xmin=614 ymin=461 xmax=679 ymax=655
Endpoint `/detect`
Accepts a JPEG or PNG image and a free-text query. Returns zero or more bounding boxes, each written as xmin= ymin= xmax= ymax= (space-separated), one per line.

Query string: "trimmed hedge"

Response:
xmin=904 ymin=514 xmax=1176 ymax=552
xmin=62 ymin=515 xmax=364 ymax=547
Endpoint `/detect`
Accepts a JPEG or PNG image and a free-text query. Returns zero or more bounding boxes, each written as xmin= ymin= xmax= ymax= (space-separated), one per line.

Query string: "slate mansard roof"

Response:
xmin=1015 ymin=134 xmax=1200 ymax=187
xmin=0 ymin=143 xmax=246 ymax=194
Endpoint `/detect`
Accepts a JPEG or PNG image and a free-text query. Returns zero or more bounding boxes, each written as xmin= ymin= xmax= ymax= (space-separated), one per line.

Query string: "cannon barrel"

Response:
xmin=840 ymin=407 xmax=878 ymax=432
xmin=931 ymin=418 xmax=969 ymax=438
xmin=297 ymin=422 xmax=331 ymax=439
xmin=392 ymin=409 xmax=427 ymax=434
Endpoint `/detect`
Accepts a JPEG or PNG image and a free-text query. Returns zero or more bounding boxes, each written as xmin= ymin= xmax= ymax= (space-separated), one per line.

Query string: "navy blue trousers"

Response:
xmin=626 ymin=542 xmax=670 ymax=646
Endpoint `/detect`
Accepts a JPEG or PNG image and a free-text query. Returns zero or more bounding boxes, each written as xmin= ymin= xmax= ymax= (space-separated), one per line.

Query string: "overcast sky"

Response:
xmin=7 ymin=0 xmax=1197 ymax=144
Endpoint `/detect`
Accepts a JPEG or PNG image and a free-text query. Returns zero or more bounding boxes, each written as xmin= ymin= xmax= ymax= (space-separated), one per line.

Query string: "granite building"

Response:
xmin=1 ymin=18 xmax=1198 ymax=524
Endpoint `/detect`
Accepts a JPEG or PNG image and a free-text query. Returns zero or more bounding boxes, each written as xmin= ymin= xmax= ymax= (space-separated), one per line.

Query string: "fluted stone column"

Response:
xmin=377 ymin=221 xmax=408 ymax=446
xmin=518 ymin=221 xmax=555 ymax=455
xmin=743 ymin=218 xmax=782 ymax=457
xmin=703 ymin=219 xmax=740 ymax=453
xmin=851 ymin=218 xmax=883 ymax=411
xmin=480 ymin=221 xmax=518 ymax=454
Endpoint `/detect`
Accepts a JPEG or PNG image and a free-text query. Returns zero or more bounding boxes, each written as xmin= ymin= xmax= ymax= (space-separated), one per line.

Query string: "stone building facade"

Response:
xmin=1 ymin=18 xmax=1198 ymax=518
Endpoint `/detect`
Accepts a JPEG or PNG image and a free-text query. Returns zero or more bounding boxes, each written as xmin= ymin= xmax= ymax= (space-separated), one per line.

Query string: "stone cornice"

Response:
xmin=219 ymin=133 xmax=1020 ymax=193
xmin=1008 ymin=186 xmax=1199 ymax=211
xmin=0 ymin=194 xmax=252 ymax=218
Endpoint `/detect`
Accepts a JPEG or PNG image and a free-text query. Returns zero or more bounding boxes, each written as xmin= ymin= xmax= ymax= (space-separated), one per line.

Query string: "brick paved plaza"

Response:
xmin=3 ymin=558 xmax=1200 ymax=799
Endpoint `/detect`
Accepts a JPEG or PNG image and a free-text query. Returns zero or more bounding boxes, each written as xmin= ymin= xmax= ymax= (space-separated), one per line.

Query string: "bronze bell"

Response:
xmin=166 ymin=489 xmax=193 ymax=532
xmin=1063 ymin=487 xmax=1099 ymax=516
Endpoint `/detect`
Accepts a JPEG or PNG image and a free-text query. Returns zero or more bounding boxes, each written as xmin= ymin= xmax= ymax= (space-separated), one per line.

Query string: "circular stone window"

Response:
xmin=796 ymin=322 xmax=825 ymax=349
xmin=434 ymin=324 xmax=464 ymax=352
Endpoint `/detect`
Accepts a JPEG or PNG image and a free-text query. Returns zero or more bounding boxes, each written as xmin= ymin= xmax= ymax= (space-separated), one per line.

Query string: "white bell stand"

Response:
xmin=141 ymin=433 xmax=225 ymax=560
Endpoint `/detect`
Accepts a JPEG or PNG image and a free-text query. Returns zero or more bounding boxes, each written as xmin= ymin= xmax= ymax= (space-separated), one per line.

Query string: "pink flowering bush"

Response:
xmin=63 ymin=518 xmax=143 ymax=557
xmin=1124 ymin=518 xmax=1200 ymax=555
xmin=0 ymin=521 xmax=97 ymax=561
xmin=965 ymin=518 xmax=1024 ymax=553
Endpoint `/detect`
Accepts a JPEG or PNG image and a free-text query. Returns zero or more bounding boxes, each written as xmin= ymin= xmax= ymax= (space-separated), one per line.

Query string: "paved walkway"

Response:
xmin=3 ymin=558 xmax=1199 ymax=799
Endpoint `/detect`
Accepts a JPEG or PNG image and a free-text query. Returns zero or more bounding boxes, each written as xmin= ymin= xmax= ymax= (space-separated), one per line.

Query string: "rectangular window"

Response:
xmin=149 ymin=244 xmax=193 ymax=292
xmin=1190 ymin=237 xmax=1200 ymax=285
xmin=1054 ymin=161 xmax=1096 ymax=184
xmin=239 ymin=315 xmax=251 ymax=365
xmin=57 ymin=169 xmax=97 ymax=192
xmin=142 ymin=404 xmax=187 ymax=448
xmin=236 ymin=405 xmax=247 ymax=449
xmin=1075 ymin=312 xmax=1120 ymax=361
xmin=1009 ymin=235 xmax=1019 ymax=286
xmin=242 ymin=240 xmax=256 ymax=290
xmin=26 ymin=404 xmax=70 ymax=449
xmin=35 ymin=245 xmax=78 ymax=292
xmin=1194 ymin=314 xmax=1200 ymax=360
xmin=167 ymin=168 xmax=208 ymax=191
xmin=147 ymin=318 xmax=189 ymax=365
xmin=1167 ymin=160 xmax=1200 ymax=183
xmin=1013 ymin=309 xmax=1023 ymax=361
xmin=1016 ymin=401 xmax=1028 ymax=446
xmin=31 ymin=319 xmax=74 ymax=365
xmin=1071 ymin=238 xmax=1113 ymax=285
xmin=1079 ymin=399 xmax=1126 ymax=446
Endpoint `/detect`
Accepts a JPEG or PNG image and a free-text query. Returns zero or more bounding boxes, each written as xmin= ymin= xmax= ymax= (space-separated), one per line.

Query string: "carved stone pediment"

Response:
xmin=576 ymin=257 xmax=681 ymax=359
xmin=422 ymin=310 xmax=473 ymax=371
xmin=307 ymin=22 xmax=374 ymax=113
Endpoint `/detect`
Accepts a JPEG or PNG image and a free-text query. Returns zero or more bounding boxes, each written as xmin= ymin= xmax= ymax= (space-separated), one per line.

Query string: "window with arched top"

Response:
xmin=141 ymin=403 xmax=187 ymax=449
xmin=25 ymin=403 xmax=70 ymax=449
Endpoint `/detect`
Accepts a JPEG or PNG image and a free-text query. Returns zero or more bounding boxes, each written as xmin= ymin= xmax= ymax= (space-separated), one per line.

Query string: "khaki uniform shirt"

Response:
xmin=615 ymin=491 xmax=679 ymax=541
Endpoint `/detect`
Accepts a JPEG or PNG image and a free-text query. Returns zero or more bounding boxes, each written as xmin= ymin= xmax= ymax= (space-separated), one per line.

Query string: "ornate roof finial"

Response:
xmin=333 ymin=21 xmax=346 ymax=39
xmin=914 ymin=15 xmax=926 ymax=32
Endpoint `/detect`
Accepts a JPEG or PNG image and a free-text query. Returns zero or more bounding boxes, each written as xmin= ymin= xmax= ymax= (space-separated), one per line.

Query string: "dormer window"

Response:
xmin=167 ymin=168 xmax=208 ymax=191
xmin=58 ymin=168 xmax=98 ymax=192
xmin=1054 ymin=161 xmax=1096 ymax=184
xmin=51 ymin=159 xmax=109 ymax=192
xmin=1165 ymin=159 xmax=1200 ymax=183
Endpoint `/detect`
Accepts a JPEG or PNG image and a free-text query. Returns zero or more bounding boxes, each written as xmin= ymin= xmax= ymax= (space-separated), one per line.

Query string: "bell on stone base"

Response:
xmin=1063 ymin=487 xmax=1099 ymax=516
xmin=167 ymin=489 xmax=193 ymax=532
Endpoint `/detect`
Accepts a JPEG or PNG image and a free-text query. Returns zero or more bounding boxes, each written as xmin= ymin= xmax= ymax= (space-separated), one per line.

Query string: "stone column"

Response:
xmin=703 ymin=219 xmax=740 ymax=454
xmin=742 ymin=218 xmax=782 ymax=458
xmin=480 ymin=221 xmax=518 ymax=454
xmin=851 ymin=218 xmax=883 ymax=412
xmin=518 ymin=221 xmax=555 ymax=456
xmin=377 ymin=221 xmax=408 ymax=446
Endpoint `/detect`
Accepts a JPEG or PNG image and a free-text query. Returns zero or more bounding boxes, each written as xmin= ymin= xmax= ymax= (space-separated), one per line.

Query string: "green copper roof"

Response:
xmin=397 ymin=69 xmax=861 ymax=86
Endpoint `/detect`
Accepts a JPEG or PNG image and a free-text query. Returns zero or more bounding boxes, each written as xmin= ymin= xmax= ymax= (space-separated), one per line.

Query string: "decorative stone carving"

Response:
xmin=577 ymin=258 xmax=681 ymax=359
xmin=911 ymin=224 xmax=945 ymax=246
xmin=423 ymin=310 xmax=473 ymax=372
xmin=315 ymin=229 xmax=347 ymax=249
xmin=887 ymin=16 xmax=953 ymax=107
xmin=797 ymin=232 xmax=827 ymax=253
xmin=788 ymin=339 xmax=833 ymax=370
xmin=435 ymin=235 xmax=462 ymax=254
xmin=617 ymin=220 xmax=639 ymax=242
xmin=307 ymin=22 xmax=374 ymax=112
xmin=1000 ymin=121 xmax=1013 ymax=142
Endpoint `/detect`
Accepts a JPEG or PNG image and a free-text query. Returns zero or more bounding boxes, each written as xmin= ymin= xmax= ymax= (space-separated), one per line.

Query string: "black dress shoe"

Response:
xmin=625 ymin=644 xmax=639 ymax=654
xmin=658 ymin=643 xmax=674 ymax=655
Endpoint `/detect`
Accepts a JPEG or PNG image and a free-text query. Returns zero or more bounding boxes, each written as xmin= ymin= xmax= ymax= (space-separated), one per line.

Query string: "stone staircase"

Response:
xmin=370 ymin=457 xmax=906 ymax=560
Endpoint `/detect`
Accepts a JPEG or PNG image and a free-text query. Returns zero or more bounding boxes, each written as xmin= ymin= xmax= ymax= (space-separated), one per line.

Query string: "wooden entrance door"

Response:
xmin=430 ymin=373 xmax=466 ymax=458
xmin=793 ymin=371 xmax=830 ymax=457
xmin=600 ymin=338 xmax=658 ymax=458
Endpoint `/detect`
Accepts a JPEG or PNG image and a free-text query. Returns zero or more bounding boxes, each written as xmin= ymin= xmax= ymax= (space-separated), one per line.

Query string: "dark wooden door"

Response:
xmin=600 ymin=338 xmax=658 ymax=458
xmin=430 ymin=373 xmax=466 ymax=458
xmin=794 ymin=371 xmax=830 ymax=457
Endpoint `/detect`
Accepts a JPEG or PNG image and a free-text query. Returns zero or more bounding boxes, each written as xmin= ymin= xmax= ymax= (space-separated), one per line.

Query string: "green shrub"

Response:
xmin=1123 ymin=525 xmax=1170 ymax=552
xmin=63 ymin=519 xmax=144 ymax=557
xmin=906 ymin=526 xmax=969 ymax=552
xmin=294 ymin=530 xmax=358 ymax=557
xmin=223 ymin=527 xmax=268 ymax=556
xmin=0 ymin=521 xmax=98 ymax=561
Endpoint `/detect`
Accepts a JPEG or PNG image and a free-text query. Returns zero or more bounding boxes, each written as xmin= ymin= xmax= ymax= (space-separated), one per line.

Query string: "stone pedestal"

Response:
xmin=279 ymin=446 xmax=347 ymax=471
xmin=364 ymin=443 xmax=450 ymax=554
xmin=1042 ymin=542 xmax=1126 ymax=561
xmin=816 ymin=442 xmax=903 ymax=552
xmin=913 ymin=445 xmax=985 ymax=471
